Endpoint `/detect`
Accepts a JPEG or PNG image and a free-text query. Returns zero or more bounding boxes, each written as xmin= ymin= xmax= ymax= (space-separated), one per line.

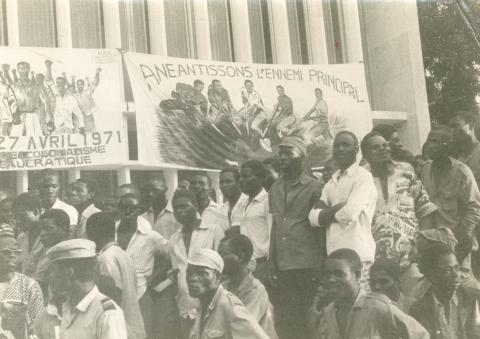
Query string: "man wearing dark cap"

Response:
xmin=268 ymin=136 xmax=323 ymax=339
xmin=186 ymin=248 xmax=269 ymax=339
xmin=37 ymin=239 xmax=127 ymax=339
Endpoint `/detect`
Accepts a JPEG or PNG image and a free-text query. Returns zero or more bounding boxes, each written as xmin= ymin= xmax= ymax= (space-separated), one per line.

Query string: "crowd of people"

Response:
xmin=0 ymin=110 xmax=479 ymax=338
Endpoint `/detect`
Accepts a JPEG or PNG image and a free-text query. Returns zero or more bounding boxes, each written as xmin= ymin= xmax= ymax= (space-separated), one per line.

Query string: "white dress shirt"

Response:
xmin=309 ymin=162 xmax=377 ymax=262
xmin=51 ymin=198 xmax=78 ymax=228
xmin=232 ymin=189 xmax=272 ymax=259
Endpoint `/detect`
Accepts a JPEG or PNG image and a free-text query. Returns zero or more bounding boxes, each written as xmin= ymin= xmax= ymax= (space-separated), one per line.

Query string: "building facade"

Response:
xmin=0 ymin=0 xmax=430 ymax=199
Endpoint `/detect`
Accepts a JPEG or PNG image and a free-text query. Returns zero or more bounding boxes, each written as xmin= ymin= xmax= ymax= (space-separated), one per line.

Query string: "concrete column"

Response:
xmin=5 ymin=0 xmax=19 ymax=46
xmin=230 ymin=0 xmax=253 ymax=63
xmin=147 ymin=0 xmax=168 ymax=55
xmin=68 ymin=168 xmax=81 ymax=184
xmin=304 ymin=0 xmax=329 ymax=64
xmin=117 ymin=167 xmax=131 ymax=185
xmin=16 ymin=171 xmax=28 ymax=194
xmin=192 ymin=0 xmax=212 ymax=60
xmin=341 ymin=0 xmax=364 ymax=63
xmin=55 ymin=0 xmax=73 ymax=47
xmin=268 ymin=0 xmax=292 ymax=64
xmin=164 ymin=169 xmax=178 ymax=201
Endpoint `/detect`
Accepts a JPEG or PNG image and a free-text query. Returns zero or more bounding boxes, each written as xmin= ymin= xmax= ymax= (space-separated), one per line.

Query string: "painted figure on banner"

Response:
xmin=75 ymin=68 xmax=101 ymax=133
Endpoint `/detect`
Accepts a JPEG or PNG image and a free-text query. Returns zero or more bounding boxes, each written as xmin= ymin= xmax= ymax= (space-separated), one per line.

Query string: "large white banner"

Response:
xmin=0 ymin=47 xmax=126 ymax=170
xmin=125 ymin=54 xmax=373 ymax=169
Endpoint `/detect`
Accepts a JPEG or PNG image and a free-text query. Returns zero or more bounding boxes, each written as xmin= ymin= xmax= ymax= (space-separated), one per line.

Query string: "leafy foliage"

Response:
xmin=417 ymin=0 xmax=480 ymax=125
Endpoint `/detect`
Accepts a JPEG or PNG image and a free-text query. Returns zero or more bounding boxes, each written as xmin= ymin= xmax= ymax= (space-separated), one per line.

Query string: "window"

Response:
xmin=207 ymin=0 xmax=234 ymax=61
xmin=164 ymin=0 xmax=196 ymax=58
xmin=70 ymin=0 xmax=105 ymax=48
xmin=286 ymin=0 xmax=309 ymax=64
xmin=17 ymin=0 xmax=57 ymax=47
xmin=247 ymin=0 xmax=273 ymax=63
xmin=323 ymin=0 xmax=345 ymax=64
xmin=119 ymin=0 xmax=150 ymax=53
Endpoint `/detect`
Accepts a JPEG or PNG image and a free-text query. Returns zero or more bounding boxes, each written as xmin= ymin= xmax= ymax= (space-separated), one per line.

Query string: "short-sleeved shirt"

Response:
xmin=372 ymin=162 xmax=437 ymax=268
xmin=121 ymin=218 xmax=169 ymax=299
xmin=269 ymin=174 xmax=323 ymax=270
xmin=189 ymin=286 xmax=269 ymax=339
xmin=420 ymin=158 xmax=480 ymax=235
xmin=98 ymin=243 xmax=146 ymax=339
xmin=223 ymin=273 xmax=278 ymax=339
xmin=169 ymin=223 xmax=224 ymax=319
xmin=59 ymin=286 xmax=127 ymax=339
xmin=231 ymin=189 xmax=271 ymax=259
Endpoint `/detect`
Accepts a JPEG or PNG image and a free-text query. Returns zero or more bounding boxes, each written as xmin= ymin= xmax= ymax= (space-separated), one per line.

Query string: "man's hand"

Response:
xmin=96 ymin=67 xmax=102 ymax=73
xmin=45 ymin=59 xmax=53 ymax=68
xmin=1 ymin=64 xmax=9 ymax=71
xmin=318 ymin=208 xmax=336 ymax=226
xmin=79 ymin=127 xmax=86 ymax=135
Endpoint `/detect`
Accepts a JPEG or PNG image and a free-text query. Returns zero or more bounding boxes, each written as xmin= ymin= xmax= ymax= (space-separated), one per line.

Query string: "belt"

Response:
xmin=256 ymin=256 xmax=268 ymax=263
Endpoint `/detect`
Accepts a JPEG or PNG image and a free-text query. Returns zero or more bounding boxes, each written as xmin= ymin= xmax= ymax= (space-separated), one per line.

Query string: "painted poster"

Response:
xmin=125 ymin=53 xmax=373 ymax=169
xmin=0 ymin=47 xmax=125 ymax=170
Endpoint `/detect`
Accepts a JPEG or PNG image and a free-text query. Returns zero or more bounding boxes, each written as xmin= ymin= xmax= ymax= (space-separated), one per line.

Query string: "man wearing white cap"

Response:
xmin=186 ymin=248 xmax=269 ymax=339
xmin=34 ymin=239 xmax=127 ymax=339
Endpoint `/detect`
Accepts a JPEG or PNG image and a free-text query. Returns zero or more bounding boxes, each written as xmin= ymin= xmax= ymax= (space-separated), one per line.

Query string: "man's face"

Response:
xmin=277 ymin=87 xmax=284 ymax=96
xmin=278 ymin=146 xmax=302 ymax=174
xmin=245 ymin=82 xmax=253 ymax=92
xmin=194 ymin=83 xmax=204 ymax=93
xmin=449 ymin=116 xmax=473 ymax=145
xmin=186 ymin=265 xmax=220 ymax=298
xmin=178 ymin=179 xmax=191 ymax=191
xmin=56 ymin=78 xmax=66 ymax=94
xmin=218 ymin=240 xmax=242 ymax=277
xmin=369 ymin=269 xmax=400 ymax=301
xmin=76 ymin=80 xmax=85 ymax=92
xmin=39 ymin=175 xmax=60 ymax=206
xmin=117 ymin=196 xmax=140 ymax=219
xmin=191 ymin=175 xmax=210 ymax=198
xmin=116 ymin=186 xmax=135 ymax=200
xmin=388 ymin=132 xmax=403 ymax=154
xmin=263 ymin=164 xmax=279 ymax=188
xmin=324 ymin=258 xmax=359 ymax=301
xmin=13 ymin=206 xmax=39 ymax=231
xmin=365 ymin=135 xmax=392 ymax=164
xmin=315 ymin=90 xmax=322 ymax=99
xmin=333 ymin=133 xmax=357 ymax=169
xmin=17 ymin=63 xmax=30 ymax=79
xmin=239 ymin=167 xmax=261 ymax=196
xmin=0 ymin=237 xmax=21 ymax=274
xmin=425 ymin=130 xmax=452 ymax=161
xmin=39 ymin=218 xmax=67 ymax=248
xmin=145 ymin=179 xmax=167 ymax=207
xmin=68 ymin=181 xmax=92 ymax=208
xmin=172 ymin=197 xmax=197 ymax=226
xmin=219 ymin=172 xmax=240 ymax=200
xmin=214 ymin=81 xmax=222 ymax=91
xmin=431 ymin=253 xmax=461 ymax=292
xmin=35 ymin=73 xmax=45 ymax=84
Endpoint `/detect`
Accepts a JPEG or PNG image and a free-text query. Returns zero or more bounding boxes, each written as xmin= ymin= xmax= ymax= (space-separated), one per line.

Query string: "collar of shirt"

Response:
xmin=136 ymin=216 xmax=152 ymax=235
xmin=68 ymin=285 xmax=100 ymax=313
xmin=145 ymin=201 xmax=174 ymax=220
xmin=332 ymin=162 xmax=359 ymax=183
xmin=233 ymin=272 xmax=254 ymax=296
xmin=432 ymin=290 xmax=459 ymax=308
xmin=46 ymin=303 xmax=62 ymax=320
xmin=251 ymin=188 xmax=267 ymax=203
xmin=81 ymin=203 xmax=100 ymax=218
xmin=205 ymin=285 xmax=225 ymax=316
xmin=99 ymin=241 xmax=118 ymax=255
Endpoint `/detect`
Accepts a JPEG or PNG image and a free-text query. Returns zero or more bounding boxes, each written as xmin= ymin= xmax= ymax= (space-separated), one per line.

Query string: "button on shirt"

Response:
xmin=314 ymin=290 xmax=429 ymax=339
xmin=123 ymin=218 xmax=169 ymax=299
xmin=309 ymin=163 xmax=377 ymax=262
xmin=74 ymin=203 xmax=102 ymax=239
xmin=169 ymin=223 xmax=224 ymax=319
xmin=98 ymin=243 xmax=146 ymax=339
xmin=269 ymin=174 xmax=323 ymax=270
xmin=59 ymin=285 xmax=127 ymax=339
xmin=189 ymin=285 xmax=269 ymax=339
xmin=231 ymin=189 xmax=271 ymax=259
xmin=50 ymin=199 xmax=78 ymax=229
xmin=140 ymin=203 xmax=181 ymax=240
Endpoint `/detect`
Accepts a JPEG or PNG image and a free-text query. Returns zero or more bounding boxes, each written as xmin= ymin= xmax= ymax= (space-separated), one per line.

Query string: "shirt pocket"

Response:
xmin=204 ymin=329 xmax=226 ymax=338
